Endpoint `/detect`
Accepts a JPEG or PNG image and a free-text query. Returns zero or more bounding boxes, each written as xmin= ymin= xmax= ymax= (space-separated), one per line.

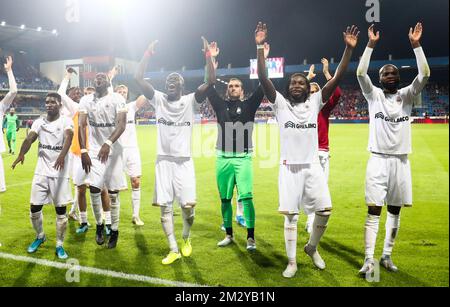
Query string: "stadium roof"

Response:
xmin=0 ymin=23 xmax=57 ymax=51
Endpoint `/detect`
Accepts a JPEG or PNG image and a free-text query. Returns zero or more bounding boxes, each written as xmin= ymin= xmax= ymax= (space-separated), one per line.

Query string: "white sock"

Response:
xmin=236 ymin=200 xmax=244 ymax=216
xmin=382 ymin=212 xmax=400 ymax=257
xmin=90 ymin=192 xmax=103 ymax=225
xmin=70 ymin=192 xmax=78 ymax=214
xmin=181 ymin=207 xmax=195 ymax=239
xmin=104 ymin=210 xmax=112 ymax=225
xmin=365 ymin=214 xmax=380 ymax=259
xmin=132 ymin=188 xmax=141 ymax=218
xmin=161 ymin=205 xmax=178 ymax=253
xmin=109 ymin=193 xmax=120 ymax=231
xmin=56 ymin=214 xmax=68 ymax=247
xmin=80 ymin=211 xmax=88 ymax=224
xmin=30 ymin=210 xmax=44 ymax=239
xmin=284 ymin=214 xmax=299 ymax=263
xmin=306 ymin=213 xmax=315 ymax=233
xmin=308 ymin=212 xmax=330 ymax=248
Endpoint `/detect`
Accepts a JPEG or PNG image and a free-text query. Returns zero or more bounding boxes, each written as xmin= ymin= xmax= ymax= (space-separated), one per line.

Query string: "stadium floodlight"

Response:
xmin=1 ymin=21 xmax=5 ymax=26
xmin=401 ymin=66 xmax=411 ymax=69
xmin=52 ymin=29 xmax=58 ymax=36
xmin=36 ymin=27 xmax=42 ymax=32
xmin=20 ymin=24 xmax=26 ymax=30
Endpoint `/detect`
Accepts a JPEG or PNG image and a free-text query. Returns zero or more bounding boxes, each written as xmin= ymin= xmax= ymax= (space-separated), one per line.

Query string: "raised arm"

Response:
xmin=134 ymin=41 xmax=158 ymax=101
xmin=1 ymin=56 xmax=18 ymax=107
xmin=57 ymin=68 xmax=79 ymax=117
xmin=356 ymin=24 xmax=379 ymax=95
xmin=196 ymin=37 xmax=219 ymax=103
xmin=255 ymin=22 xmax=276 ymax=103
xmin=408 ymin=22 xmax=430 ymax=96
xmin=322 ymin=26 xmax=359 ymax=102
xmin=11 ymin=131 xmax=37 ymax=169
xmin=321 ymin=58 xmax=333 ymax=81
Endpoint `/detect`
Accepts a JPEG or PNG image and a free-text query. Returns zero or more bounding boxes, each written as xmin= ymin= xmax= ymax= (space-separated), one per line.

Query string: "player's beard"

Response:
xmin=381 ymin=80 xmax=400 ymax=92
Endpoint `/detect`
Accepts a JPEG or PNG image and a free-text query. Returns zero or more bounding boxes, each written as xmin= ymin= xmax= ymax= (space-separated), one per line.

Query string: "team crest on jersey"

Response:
xmin=396 ymin=95 xmax=402 ymax=104
xmin=237 ymin=107 xmax=242 ymax=115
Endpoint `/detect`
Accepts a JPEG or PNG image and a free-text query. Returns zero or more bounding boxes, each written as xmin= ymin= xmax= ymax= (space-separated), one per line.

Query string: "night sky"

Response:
xmin=1 ymin=0 xmax=448 ymax=70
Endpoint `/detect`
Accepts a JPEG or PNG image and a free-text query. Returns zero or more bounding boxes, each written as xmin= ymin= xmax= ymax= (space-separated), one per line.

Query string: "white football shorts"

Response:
xmin=278 ymin=162 xmax=332 ymax=215
xmin=365 ymin=153 xmax=412 ymax=207
xmin=153 ymin=156 xmax=196 ymax=207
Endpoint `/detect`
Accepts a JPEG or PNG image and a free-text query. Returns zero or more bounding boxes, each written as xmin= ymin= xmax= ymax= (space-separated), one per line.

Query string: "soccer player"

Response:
xmin=357 ymin=23 xmax=430 ymax=274
xmin=79 ymin=72 xmax=127 ymax=249
xmin=58 ymin=68 xmax=112 ymax=233
xmin=12 ymin=93 xmax=74 ymax=259
xmin=135 ymin=40 xmax=208 ymax=265
xmin=115 ymin=84 xmax=149 ymax=226
xmin=202 ymin=38 xmax=266 ymax=250
xmin=304 ymin=59 xmax=342 ymax=234
xmin=3 ymin=107 xmax=20 ymax=154
xmin=0 ymin=56 xmax=17 ymax=193
xmin=255 ymin=22 xmax=359 ymax=278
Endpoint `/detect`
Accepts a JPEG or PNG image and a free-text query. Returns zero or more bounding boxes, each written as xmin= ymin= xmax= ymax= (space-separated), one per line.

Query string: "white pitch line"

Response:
xmin=0 ymin=252 xmax=208 ymax=287
xmin=6 ymin=181 xmax=32 ymax=188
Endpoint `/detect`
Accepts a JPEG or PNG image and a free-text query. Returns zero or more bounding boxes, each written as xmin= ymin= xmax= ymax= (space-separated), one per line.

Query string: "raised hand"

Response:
xmin=146 ymin=40 xmax=159 ymax=56
xmin=108 ymin=65 xmax=120 ymax=81
xmin=11 ymin=154 xmax=24 ymax=170
xmin=321 ymin=58 xmax=329 ymax=73
xmin=343 ymin=25 xmax=360 ymax=49
xmin=4 ymin=56 xmax=13 ymax=72
xmin=209 ymin=41 xmax=220 ymax=58
xmin=409 ymin=22 xmax=423 ymax=48
xmin=255 ymin=22 xmax=268 ymax=45
xmin=368 ymin=24 xmax=380 ymax=48
xmin=307 ymin=64 xmax=316 ymax=81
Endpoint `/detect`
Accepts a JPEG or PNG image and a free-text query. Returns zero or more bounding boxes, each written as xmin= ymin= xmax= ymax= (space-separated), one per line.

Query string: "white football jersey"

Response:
xmin=150 ymin=91 xmax=196 ymax=158
xmin=274 ymin=91 xmax=324 ymax=165
xmin=78 ymin=93 xmax=127 ymax=155
xmin=120 ymin=101 xmax=139 ymax=148
xmin=31 ymin=116 xmax=74 ymax=178
xmin=365 ymin=86 xmax=415 ymax=155
xmin=0 ymin=71 xmax=17 ymax=153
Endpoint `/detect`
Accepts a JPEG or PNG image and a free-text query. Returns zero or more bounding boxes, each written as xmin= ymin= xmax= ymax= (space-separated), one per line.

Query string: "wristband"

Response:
xmin=81 ymin=149 xmax=88 ymax=154
xmin=104 ymin=140 xmax=113 ymax=147
xmin=257 ymin=45 xmax=265 ymax=50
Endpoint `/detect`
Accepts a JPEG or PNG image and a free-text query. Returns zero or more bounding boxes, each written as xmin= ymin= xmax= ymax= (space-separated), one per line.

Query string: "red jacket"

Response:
xmin=318 ymin=87 xmax=342 ymax=152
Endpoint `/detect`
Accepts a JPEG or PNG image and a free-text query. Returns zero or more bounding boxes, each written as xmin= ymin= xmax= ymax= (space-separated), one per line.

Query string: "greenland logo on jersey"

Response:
xmin=89 ymin=120 xmax=115 ymax=128
xmin=284 ymin=121 xmax=316 ymax=129
xmin=158 ymin=118 xmax=191 ymax=127
xmin=374 ymin=112 xmax=409 ymax=123
xmin=39 ymin=143 xmax=63 ymax=151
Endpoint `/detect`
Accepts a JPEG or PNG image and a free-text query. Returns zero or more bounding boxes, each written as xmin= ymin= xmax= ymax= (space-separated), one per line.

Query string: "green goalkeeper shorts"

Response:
xmin=216 ymin=151 xmax=253 ymax=201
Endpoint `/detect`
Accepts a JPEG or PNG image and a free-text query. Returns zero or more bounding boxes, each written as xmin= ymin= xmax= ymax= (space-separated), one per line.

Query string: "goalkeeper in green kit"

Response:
xmin=2 ymin=108 xmax=20 ymax=154
xmin=202 ymin=37 xmax=267 ymax=251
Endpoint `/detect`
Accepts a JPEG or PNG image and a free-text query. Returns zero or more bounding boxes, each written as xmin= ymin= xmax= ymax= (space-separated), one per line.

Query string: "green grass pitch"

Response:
xmin=0 ymin=124 xmax=448 ymax=287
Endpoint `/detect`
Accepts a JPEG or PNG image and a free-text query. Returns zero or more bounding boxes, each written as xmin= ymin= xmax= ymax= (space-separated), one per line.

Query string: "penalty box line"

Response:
xmin=0 ymin=252 xmax=208 ymax=287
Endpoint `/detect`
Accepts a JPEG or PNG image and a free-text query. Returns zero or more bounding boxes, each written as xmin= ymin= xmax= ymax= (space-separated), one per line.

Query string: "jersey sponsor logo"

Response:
xmin=127 ymin=120 xmax=135 ymax=124
xmin=157 ymin=118 xmax=191 ymax=127
xmin=39 ymin=143 xmax=63 ymax=151
xmin=284 ymin=121 xmax=317 ymax=129
xmin=89 ymin=120 xmax=116 ymax=128
xmin=374 ymin=112 xmax=409 ymax=123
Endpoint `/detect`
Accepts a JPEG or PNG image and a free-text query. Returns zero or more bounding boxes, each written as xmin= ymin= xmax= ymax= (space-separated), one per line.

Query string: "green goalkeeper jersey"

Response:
xmin=5 ymin=114 xmax=19 ymax=132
